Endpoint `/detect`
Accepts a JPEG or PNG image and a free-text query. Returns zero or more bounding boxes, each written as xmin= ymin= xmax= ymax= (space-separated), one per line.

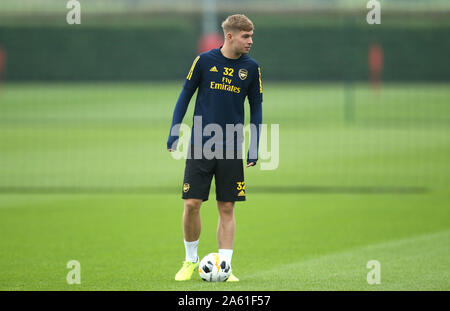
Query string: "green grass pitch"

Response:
xmin=0 ymin=82 xmax=449 ymax=290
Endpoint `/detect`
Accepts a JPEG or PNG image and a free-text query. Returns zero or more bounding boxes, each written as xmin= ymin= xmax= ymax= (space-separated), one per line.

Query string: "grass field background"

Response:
xmin=0 ymin=82 xmax=449 ymax=290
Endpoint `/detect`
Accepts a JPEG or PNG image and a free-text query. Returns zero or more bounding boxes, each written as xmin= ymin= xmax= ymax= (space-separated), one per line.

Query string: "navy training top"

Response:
xmin=167 ymin=47 xmax=263 ymax=163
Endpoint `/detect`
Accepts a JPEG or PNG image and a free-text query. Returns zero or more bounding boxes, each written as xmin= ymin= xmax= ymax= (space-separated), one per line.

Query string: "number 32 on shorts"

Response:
xmin=236 ymin=182 xmax=245 ymax=191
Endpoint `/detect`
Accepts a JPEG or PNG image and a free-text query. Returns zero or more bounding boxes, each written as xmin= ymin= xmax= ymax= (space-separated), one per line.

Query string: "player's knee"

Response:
xmin=184 ymin=199 xmax=202 ymax=214
xmin=218 ymin=201 xmax=234 ymax=216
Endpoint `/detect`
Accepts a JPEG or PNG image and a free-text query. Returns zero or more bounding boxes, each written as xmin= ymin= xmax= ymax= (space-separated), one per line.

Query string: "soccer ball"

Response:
xmin=198 ymin=253 xmax=231 ymax=282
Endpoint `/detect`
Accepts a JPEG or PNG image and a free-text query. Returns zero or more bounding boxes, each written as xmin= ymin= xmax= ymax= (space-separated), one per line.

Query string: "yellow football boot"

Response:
xmin=226 ymin=273 xmax=239 ymax=282
xmin=175 ymin=260 xmax=199 ymax=281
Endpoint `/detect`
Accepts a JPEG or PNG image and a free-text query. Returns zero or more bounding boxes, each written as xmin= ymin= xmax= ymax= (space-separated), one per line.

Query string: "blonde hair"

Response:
xmin=221 ymin=14 xmax=254 ymax=34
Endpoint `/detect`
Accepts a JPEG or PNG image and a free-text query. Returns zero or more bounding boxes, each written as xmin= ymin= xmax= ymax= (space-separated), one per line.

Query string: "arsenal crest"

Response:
xmin=183 ymin=183 xmax=190 ymax=193
xmin=238 ymin=69 xmax=248 ymax=80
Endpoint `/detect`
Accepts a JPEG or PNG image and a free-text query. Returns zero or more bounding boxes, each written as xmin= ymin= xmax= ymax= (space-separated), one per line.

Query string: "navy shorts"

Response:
xmin=181 ymin=146 xmax=245 ymax=202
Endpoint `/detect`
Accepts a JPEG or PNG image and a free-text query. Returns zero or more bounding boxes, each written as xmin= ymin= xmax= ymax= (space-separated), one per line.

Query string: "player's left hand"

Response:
xmin=246 ymin=162 xmax=255 ymax=168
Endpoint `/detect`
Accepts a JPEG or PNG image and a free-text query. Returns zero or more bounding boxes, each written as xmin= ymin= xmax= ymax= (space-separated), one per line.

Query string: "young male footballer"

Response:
xmin=167 ymin=14 xmax=263 ymax=282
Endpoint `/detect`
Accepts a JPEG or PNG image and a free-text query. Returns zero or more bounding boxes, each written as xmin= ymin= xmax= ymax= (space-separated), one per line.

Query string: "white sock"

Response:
xmin=219 ymin=249 xmax=233 ymax=264
xmin=184 ymin=239 xmax=199 ymax=263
